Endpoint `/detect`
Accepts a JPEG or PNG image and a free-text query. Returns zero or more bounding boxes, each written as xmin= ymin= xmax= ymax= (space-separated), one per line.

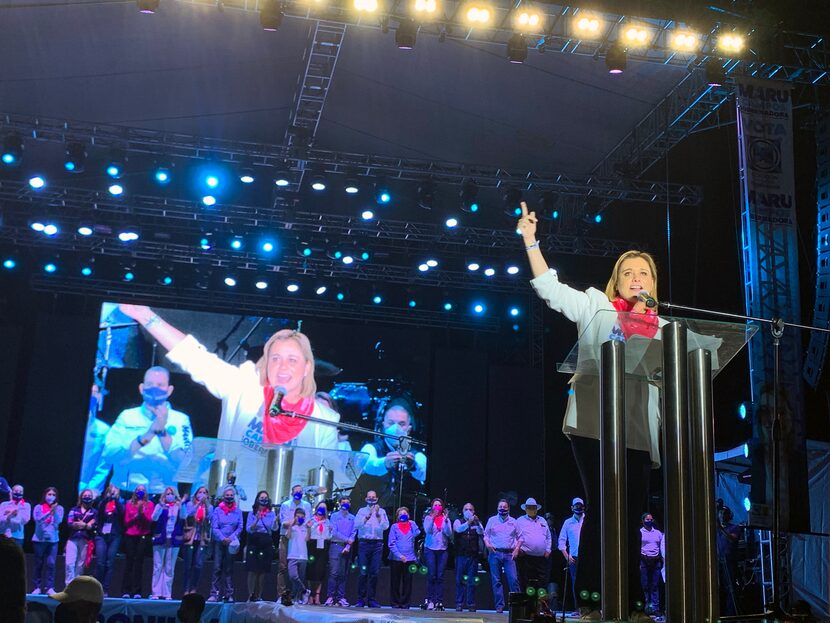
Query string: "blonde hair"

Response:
xmin=162 ymin=486 xmax=179 ymax=502
xmin=255 ymin=329 xmax=317 ymax=397
xmin=604 ymin=250 xmax=659 ymax=302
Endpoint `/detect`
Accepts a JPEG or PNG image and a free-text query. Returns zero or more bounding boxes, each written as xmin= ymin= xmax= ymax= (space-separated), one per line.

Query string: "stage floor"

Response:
xmin=25 ymin=595 xmax=591 ymax=623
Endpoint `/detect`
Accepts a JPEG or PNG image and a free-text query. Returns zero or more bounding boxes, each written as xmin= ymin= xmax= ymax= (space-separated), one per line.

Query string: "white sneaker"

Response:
xmin=46 ymin=589 xmax=56 ymax=596
xmin=323 ymin=597 xmax=334 ymax=606
xmin=427 ymin=601 xmax=435 ymax=610
xmin=31 ymin=588 xmax=42 ymax=595
xmin=338 ymin=598 xmax=350 ymax=607
xmin=302 ymin=590 xmax=312 ymax=604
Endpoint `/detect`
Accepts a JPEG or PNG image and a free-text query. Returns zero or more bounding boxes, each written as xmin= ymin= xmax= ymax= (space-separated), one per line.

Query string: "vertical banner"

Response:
xmin=736 ymin=78 xmax=809 ymax=532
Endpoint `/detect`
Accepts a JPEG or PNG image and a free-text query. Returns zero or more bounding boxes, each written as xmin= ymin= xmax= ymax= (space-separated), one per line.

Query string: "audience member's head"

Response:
xmin=0 ymin=535 xmax=26 ymax=623
xmin=50 ymin=576 xmax=104 ymax=623
xmin=178 ymin=593 xmax=206 ymax=623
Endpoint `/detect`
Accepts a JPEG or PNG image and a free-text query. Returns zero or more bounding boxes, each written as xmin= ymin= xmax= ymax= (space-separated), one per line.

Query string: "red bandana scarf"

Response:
xmin=612 ymin=297 xmax=659 ymax=340
xmin=218 ymin=501 xmax=235 ymax=514
xmin=195 ymin=505 xmax=206 ymax=523
xmin=398 ymin=520 xmax=411 ymax=535
xmin=434 ymin=515 xmax=445 ymax=530
xmin=40 ymin=503 xmax=53 ymax=523
xmin=262 ymin=386 xmax=314 ymax=444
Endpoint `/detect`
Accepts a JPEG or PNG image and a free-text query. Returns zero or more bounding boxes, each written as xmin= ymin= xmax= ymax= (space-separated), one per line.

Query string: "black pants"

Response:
xmin=389 ymin=560 xmax=413 ymax=607
xmin=517 ymin=554 xmax=549 ymax=591
xmin=571 ymin=436 xmax=652 ymax=610
xmin=121 ymin=534 xmax=147 ymax=596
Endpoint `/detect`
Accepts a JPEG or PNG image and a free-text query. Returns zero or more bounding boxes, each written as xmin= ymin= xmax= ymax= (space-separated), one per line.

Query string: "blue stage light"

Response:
xmin=123 ymin=271 xmax=135 ymax=282
xmin=743 ymin=443 xmax=749 ymax=458
xmin=29 ymin=176 xmax=45 ymax=189
xmin=336 ymin=292 xmax=345 ymax=301
xmin=738 ymin=403 xmax=748 ymax=420
xmin=443 ymin=302 xmax=453 ymax=311
xmin=161 ymin=275 xmax=173 ymax=285
xmin=743 ymin=497 xmax=751 ymax=512
xmin=2 ymin=153 xmax=15 ymax=165
xmin=3 ymin=259 xmax=16 ymax=269
xmin=373 ymin=295 xmax=382 ymax=304
xmin=64 ymin=142 xmax=86 ymax=173
xmin=261 ymin=241 xmax=275 ymax=253
xmin=106 ymin=164 xmax=122 ymax=178
xmin=302 ymin=247 xmax=312 ymax=257
xmin=594 ymin=214 xmax=603 ymax=223
xmin=108 ymin=184 xmax=124 ymax=196
xmin=154 ymin=165 xmax=171 ymax=184
xmin=230 ymin=237 xmax=244 ymax=251
xmin=44 ymin=262 xmax=57 ymax=273
xmin=199 ymin=237 xmax=212 ymax=250
xmin=205 ymin=175 xmax=219 ymax=189
xmin=509 ymin=307 xmax=520 ymax=317
xmin=378 ymin=192 xmax=391 ymax=204
xmin=1 ymin=135 xmax=22 ymax=165
xmin=81 ymin=266 xmax=93 ymax=277
xmin=470 ymin=202 xmax=479 ymax=212
xmin=473 ymin=303 xmax=485 ymax=315
xmin=408 ymin=300 xmax=417 ymax=308
xmin=360 ymin=252 xmax=371 ymax=261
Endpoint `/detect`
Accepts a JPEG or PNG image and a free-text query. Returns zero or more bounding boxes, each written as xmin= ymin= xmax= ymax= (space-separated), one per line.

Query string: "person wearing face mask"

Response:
xmin=150 ymin=487 xmax=184 ymax=599
xmin=558 ymin=497 xmax=585 ymax=613
xmin=0 ymin=485 xmax=31 ymax=548
xmin=116 ymin=306 xmax=341 ymax=511
xmin=354 ymin=490 xmax=390 ymax=608
xmin=360 ymin=400 xmax=427 ymax=507
xmin=453 ymin=502 xmax=483 ymax=612
xmin=287 ymin=507 xmax=312 ymax=604
xmin=483 ymin=499 xmax=521 ymax=614
xmin=516 ymin=498 xmax=552 ymax=596
xmin=422 ymin=497 xmax=452 ymax=611
xmin=93 ymin=485 xmax=125 ymax=597
xmin=65 ymin=490 xmax=97 ymax=586
xmin=224 ymin=472 xmax=247 ymax=503
xmin=387 ymin=506 xmax=420 ymax=609
xmin=324 ymin=496 xmax=356 ymax=607
xmin=31 ymin=487 xmax=64 ymax=596
xmin=121 ymin=485 xmax=154 ymax=599
xmin=245 ymin=490 xmax=277 ymax=602
xmin=181 ymin=485 xmax=213 ymax=596
xmin=208 ymin=485 xmax=242 ymax=603
xmin=101 ymin=366 xmax=193 ymax=494
xmin=307 ymin=502 xmax=332 ymax=604
xmin=639 ymin=513 xmax=663 ymax=617
xmin=278 ymin=484 xmax=313 ymax=598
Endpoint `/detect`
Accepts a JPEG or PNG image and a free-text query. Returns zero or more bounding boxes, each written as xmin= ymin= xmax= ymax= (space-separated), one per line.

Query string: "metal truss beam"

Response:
xmin=176 ymin=0 xmax=830 ymax=85
xmin=26 ymin=274 xmax=503 ymax=332
xmin=0 ymin=112 xmax=701 ymax=206
xmin=0 ymin=180 xmax=642 ymax=260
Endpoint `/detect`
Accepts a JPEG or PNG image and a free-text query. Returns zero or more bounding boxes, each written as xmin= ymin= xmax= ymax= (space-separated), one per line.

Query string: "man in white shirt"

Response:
xmin=516 ymin=497 xmax=552 ymax=594
xmin=558 ymin=497 xmax=585 ymax=612
xmin=102 ymin=366 xmax=193 ymax=493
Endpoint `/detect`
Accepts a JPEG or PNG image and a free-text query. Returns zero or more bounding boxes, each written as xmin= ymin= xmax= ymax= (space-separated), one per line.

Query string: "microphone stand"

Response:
xmin=660 ymin=300 xmax=830 ymax=621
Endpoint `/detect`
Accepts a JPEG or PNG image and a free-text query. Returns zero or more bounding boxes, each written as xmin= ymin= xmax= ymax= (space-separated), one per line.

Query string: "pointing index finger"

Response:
xmin=520 ymin=201 xmax=529 ymax=217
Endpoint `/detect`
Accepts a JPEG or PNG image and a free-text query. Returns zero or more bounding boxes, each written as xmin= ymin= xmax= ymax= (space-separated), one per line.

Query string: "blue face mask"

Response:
xmin=293 ymin=491 xmax=303 ymax=501
xmin=166 ymin=494 xmax=176 ymax=503
xmin=136 ymin=490 xmax=145 ymax=500
xmin=399 ymin=514 xmax=409 ymax=522
xmin=296 ymin=516 xmax=305 ymax=525
xmin=316 ymin=508 xmax=325 ymax=516
xmin=367 ymin=499 xmax=377 ymax=506
xmin=340 ymin=503 xmax=350 ymax=511
xmin=46 ymin=494 xmax=56 ymax=504
xmin=498 ymin=508 xmax=508 ymax=516
xmin=463 ymin=509 xmax=473 ymax=520
xmin=142 ymin=386 xmax=169 ymax=408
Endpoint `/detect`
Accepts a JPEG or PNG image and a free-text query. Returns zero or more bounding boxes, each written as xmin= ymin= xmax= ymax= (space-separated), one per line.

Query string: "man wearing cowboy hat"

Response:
xmin=516 ymin=497 xmax=552 ymax=593
xmin=49 ymin=575 xmax=104 ymax=623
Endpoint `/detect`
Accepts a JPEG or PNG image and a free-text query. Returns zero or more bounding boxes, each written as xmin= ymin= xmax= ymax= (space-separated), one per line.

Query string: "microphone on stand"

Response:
xmin=636 ymin=290 xmax=658 ymax=309
xmin=268 ymin=386 xmax=287 ymax=417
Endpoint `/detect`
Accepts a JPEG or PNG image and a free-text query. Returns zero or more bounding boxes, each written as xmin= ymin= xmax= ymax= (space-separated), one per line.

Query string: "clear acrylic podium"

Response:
xmin=558 ymin=311 xmax=757 ymax=623
xmin=175 ymin=438 xmax=369 ymax=511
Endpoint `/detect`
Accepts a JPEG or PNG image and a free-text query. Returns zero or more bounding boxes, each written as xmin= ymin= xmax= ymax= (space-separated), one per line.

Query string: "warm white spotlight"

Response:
xmin=718 ymin=33 xmax=745 ymax=54
xmin=413 ymin=0 xmax=437 ymax=14
xmin=464 ymin=4 xmax=491 ymax=25
xmin=623 ymin=25 xmax=649 ymax=46
xmin=354 ymin=0 xmax=379 ymax=12
xmin=574 ymin=13 xmax=602 ymax=37
xmin=670 ymin=30 xmax=699 ymax=52
xmin=515 ymin=9 xmax=543 ymax=31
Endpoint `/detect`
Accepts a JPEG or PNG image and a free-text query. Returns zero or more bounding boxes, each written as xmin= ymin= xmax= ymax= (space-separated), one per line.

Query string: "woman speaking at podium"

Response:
xmin=517 ymin=203 xmax=661 ymax=622
xmin=117 ymin=304 xmax=340 ymax=509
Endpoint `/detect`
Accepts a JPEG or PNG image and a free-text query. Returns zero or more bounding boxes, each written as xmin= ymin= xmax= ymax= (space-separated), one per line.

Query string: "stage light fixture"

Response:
xmin=255 ymin=279 xmax=269 ymax=290
xmin=42 ymin=223 xmax=59 ymax=236
xmin=44 ymin=262 xmax=58 ymax=274
xmin=154 ymin=162 xmax=172 ymax=184
xmin=286 ymin=282 xmax=300 ymax=293
xmin=260 ymin=0 xmax=284 ymax=30
xmin=374 ymin=178 xmax=392 ymax=204
xmin=64 ymin=142 xmax=87 ymax=173
xmin=137 ymin=0 xmax=160 ymax=13
xmin=718 ymin=33 xmax=745 ymax=55
xmin=29 ymin=175 xmax=46 ymax=189
xmin=743 ymin=497 xmax=751 ymax=511
xmin=118 ymin=228 xmax=140 ymax=242
xmin=315 ymin=285 xmax=327 ymax=295
xmin=467 ymin=261 xmax=480 ymax=271
xmin=426 ymin=259 xmax=438 ymax=268
xmin=623 ymin=25 xmax=649 ymax=47
xmin=354 ymin=0 xmax=378 ymax=12
xmin=336 ymin=291 xmax=346 ymax=301
xmin=472 ymin=302 xmax=485 ymax=314
xmin=345 ymin=177 xmax=360 ymax=194
xmin=77 ymin=225 xmax=94 ymax=236
xmin=260 ymin=240 xmax=276 ymax=253
xmin=108 ymin=184 xmax=124 ymax=196
xmin=199 ymin=232 xmax=214 ymax=250
xmin=445 ymin=217 xmax=458 ymax=228
xmin=413 ymin=0 xmax=437 ymax=14
xmin=360 ymin=251 xmax=371 ymax=261
xmin=418 ymin=263 xmax=429 ymax=272
xmin=507 ymin=265 xmax=520 ymax=275
xmin=502 ymin=187 xmax=523 ymax=216
xmin=310 ymin=174 xmax=327 ymax=191
xmin=106 ymin=150 xmax=126 ymax=179
xmin=464 ymin=4 xmax=491 ymax=25
xmin=417 ymin=179 xmax=435 ymax=209
xmin=230 ymin=236 xmax=244 ymax=251
xmin=459 ymin=179 xmax=479 ymax=213
xmin=2 ymin=134 xmax=23 ymax=166
xmin=514 ymin=9 xmax=542 ymax=32
xmin=202 ymin=195 xmax=217 ymax=207
xmin=594 ymin=214 xmax=603 ymax=223
xmin=573 ymin=13 xmax=602 ymax=37
xmin=484 ymin=267 xmax=495 ymax=277
xmin=30 ymin=221 xmax=45 ymax=232
xmin=361 ymin=209 xmax=375 ymax=221
xmin=408 ymin=299 xmax=417 ymax=308
xmin=3 ymin=258 xmax=17 ymax=270
xmin=509 ymin=306 xmax=520 ymax=317
xmin=224 ymin=276 xmax=238 ymax=287
xmin=205 ymin=174 xmax=220 ymax=189
xmin=275 ymin=170 xmax=291 ymax=187
xmin=342 ymin=255 xmax=355 ymax=265
xmin=372 ymin=295 xmax=383 ymax=304
xmin=443 ymin=302 xmax=453 ymax=311
xmin=670 ymin=30 xmax=699 ymax=52
xmin=396 ymin=19 xmax=418 ymax=49
xmin=705 ymin=59 xmax=726 ymax=87
xmin=507 ymin=33 xmax=528 ymax=63
xmin=605 ymin=45 xmax=626 ymax=74
xmin=239 ymin=168 xmax=255 ymax=184
xmin=738 ymin=403 xmax=748 ymax=420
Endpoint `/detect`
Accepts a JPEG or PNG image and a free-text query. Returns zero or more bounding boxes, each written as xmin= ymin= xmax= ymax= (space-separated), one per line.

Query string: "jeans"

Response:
xmin=640 ymin=556 xmax=662 ymax=613
xmin=182 ymin=543 xmax=209 ymax=593
xmin=94 ymin=534 xmax=122 ymax=593
xmin=357 ymin=540 xmax=383 ymax=602
xmin=424 ymin=547 xmax=448 ymax=604
xmin=121 ymin=534 xmax=148 ymax=597
xmin=288 ymin=559 xmax=308 ymax=600
xmin=32 ymin=541 xmax=58 ymax=592
xmin=455 ymin=554 xmax=477 ymax=607
xmin=327 ymin=542 xmax=351 ymax=601
xmin=488 ymin=550 xmax=519 ymax=610
xmin=210 ymin=542 xmax=235 ymax=599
